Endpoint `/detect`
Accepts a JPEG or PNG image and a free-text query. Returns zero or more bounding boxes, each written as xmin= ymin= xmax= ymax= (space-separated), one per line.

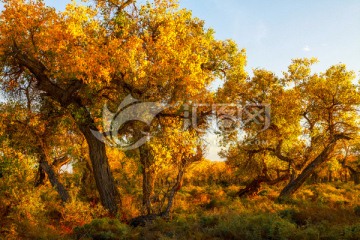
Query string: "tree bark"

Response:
xmin=278 ymin=141 xmax=337 ymax=200
xmin=39 ymin=155 xmax=70 ymax=203
xmin=79 ymin=124 xmax=120 ymax=214
xmin=34 ymin=164 xmax=46 ymax=187
xmin=14 ymin=51 xmax=120 ymax=213
xmin=310 ymin=172 xmax=319 ymax=184
xmin=238 ymin=174 xmax=289 ymax=198
xmin=349 ymin=169 xmax=360 ymax=185
xmin=162 ymin=168 xmax=184 ymax=217
xmin=238 ymin=178 xmax=265 ymax=197
xmin=354 ymin=173 xmax=360 ymax=185
xmin=344 ymin=166 xmax=360 ymax=185
xmin=35 ymin=155 xmax=70 ymax=187
xmin=139 ymin=144 xmax=155 ymax=215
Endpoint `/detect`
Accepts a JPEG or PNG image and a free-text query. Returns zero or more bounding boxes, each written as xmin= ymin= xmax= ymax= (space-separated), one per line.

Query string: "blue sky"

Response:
xmin=179 ymin=0 xmax=360 ymax=76
xmin=45 ymin=0 xmax=360 ymax=76
xmin=41 ymin=1 xmax=360 ymax=160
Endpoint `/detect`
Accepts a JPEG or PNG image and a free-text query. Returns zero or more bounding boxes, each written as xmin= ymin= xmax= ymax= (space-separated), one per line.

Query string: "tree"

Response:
xmin=278 ymin=62 xmax=359 ymax=199
xmin=219 ymin=59 xmax=359 ymax=199
xmin=336 ymin=140 xmax=360 ymax=184
xmin=0 ymin=0 xmax=246 ymax=213
xmin=0 ymin=100 xmax=74 ymax=202
xmin=220 ymin=68 xmax=298 ymax=196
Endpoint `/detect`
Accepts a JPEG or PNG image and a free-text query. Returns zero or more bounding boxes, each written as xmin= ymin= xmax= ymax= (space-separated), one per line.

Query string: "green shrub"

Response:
xmin=73 ymin=218 xmax=129 ymax=240
xmin=344 ymin=224 xmax=360 ymax=240
xmin=278 ymin=208 xmax=308 ymax=226
xmin=202 ymin=199 xmax=227 ymax=210
xmin=199 ymin=215 xmax=219 ymax=228
xmin=210 ymin=214 xmax=296 ymax=240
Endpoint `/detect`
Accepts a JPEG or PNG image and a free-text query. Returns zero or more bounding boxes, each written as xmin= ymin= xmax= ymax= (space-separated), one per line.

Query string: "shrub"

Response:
xmin=210 ymin=214 xmax=297 ymax=240
xmin=343 ymin=224 xmax=360 ymax=240
xmin=199 ymin=215 xmax=219 ymax=228
xmin=73 ymin=218 xmax=129 ymax=240
xmin=278 ymin=208 xmax=308 ymax=226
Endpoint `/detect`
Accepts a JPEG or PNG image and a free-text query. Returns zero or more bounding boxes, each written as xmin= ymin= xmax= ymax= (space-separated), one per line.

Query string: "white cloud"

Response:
xmin=303 ymin=45 xmax=311 ymax=52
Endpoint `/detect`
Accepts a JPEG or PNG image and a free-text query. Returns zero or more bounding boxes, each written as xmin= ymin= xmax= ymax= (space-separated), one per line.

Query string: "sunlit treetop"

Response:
xmin=0 ymin=0 xmax=246 ymax=107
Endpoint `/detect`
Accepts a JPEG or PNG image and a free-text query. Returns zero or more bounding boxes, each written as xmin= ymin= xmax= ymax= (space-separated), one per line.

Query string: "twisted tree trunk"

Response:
xmin=278 ymin=140 xmax=338 ymax=200
xmin=238 ymin=174 xmax=289 ymax=198
xmin=15 ymin=51 xmax=120 ymax=213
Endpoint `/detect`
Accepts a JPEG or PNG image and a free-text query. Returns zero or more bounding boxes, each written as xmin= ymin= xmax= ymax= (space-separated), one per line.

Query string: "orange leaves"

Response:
xmin=0 ymin=0 xmax=246 ymax=104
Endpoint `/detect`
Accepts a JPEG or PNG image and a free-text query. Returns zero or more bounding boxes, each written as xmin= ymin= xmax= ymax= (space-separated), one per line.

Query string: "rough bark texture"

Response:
xmin=279 ymin=141 xmax=337 ymax=200
xmin=79 ymin=124 xmax=120 ymax=214
xmin=14 ymin=50 xmax=120 ymax=213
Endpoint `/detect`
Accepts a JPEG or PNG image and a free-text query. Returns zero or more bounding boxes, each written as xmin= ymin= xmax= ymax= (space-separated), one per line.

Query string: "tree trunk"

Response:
xmin=139 ymin=144 xmax=155 ymax=215
xmin=34 ymin=165 xmax=46 ymax=187
xmin=345 ymin=167 xmax=360 ymax=185
xmin=15 ymin=51 xmax=120 ymax=213
xmin=310 ymin=172 xmax=319 ymax=184
xmin=238 ymin=174 xmax=289 ymax=198
xmin=352 ymin=171 xmax=360 ymax=185
xmin=38 ymin=153 xmax=70 ymax=203
xmin=278 ymin=141 xmax=337 ymax=200
xmin=344 ymin=171 xmax=348 ymax=182
xmin=328 ymin=170 xmax=333 ymax=182
xmin=79 ymin=124 xmax=120 ymax=214
xmin=35 ymin=155 xmax=70 ymax=187
xmin=162 ymin=168 xmax=184 ymax=217
xmin=238 ymin=177 xmax=267 ymax=197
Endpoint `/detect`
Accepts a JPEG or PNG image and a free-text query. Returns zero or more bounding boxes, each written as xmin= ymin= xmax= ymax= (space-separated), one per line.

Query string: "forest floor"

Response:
xmin=2 ymin=182 xmax=360 ymax=239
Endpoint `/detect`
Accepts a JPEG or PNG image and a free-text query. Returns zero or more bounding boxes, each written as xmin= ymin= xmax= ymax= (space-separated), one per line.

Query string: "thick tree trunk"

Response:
xmin=15 ymin=51 xmax=120 ymax=213
xmin=79 ymin=124 xmax=120 ymax=214
xmin=139 ymin=144 xmax=155 ymax=215
xmin=278 ymin=141 xmax=337 ymax=200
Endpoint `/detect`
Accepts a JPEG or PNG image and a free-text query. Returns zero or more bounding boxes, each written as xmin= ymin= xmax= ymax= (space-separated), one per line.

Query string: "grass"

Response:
xmin=2 ymin=182 xmax=360 ymax=239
